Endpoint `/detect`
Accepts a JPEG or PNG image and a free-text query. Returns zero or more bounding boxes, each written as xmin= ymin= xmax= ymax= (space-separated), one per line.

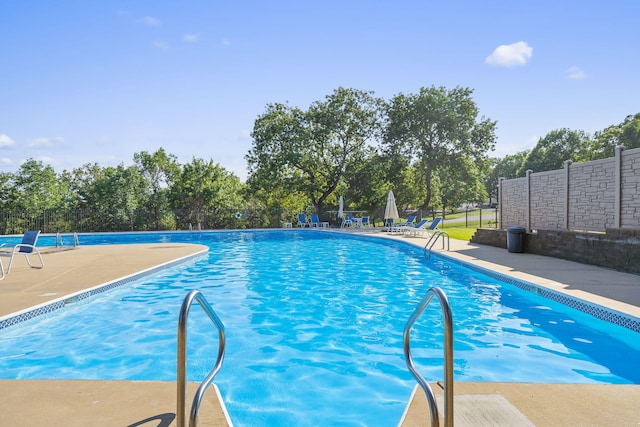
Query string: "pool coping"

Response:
xmin=346 ymin=230 xmax=640 ymax=333
xmin=435 ymin=250 xmax=640 ymax=333
xmin=0 ymin=249 xmax=208 ymax=330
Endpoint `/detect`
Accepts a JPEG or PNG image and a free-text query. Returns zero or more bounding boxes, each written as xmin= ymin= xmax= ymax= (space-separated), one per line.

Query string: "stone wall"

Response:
xmin=621 ymin=148 xmax=640 ymax=228
xmin=568 ymin=158 xmax=616 ymax=230
xmin=471 ymin=228 xmax=507 ymax=248
xmin=499 ymin=177 xmax=527 ymax=228
xmin=530 ymin=169 xmax=565 ymax=229
xmin=471 ymin=228 xmax=640 ymax=275
xmin=499 ymin=146 xmax=640 ymax=232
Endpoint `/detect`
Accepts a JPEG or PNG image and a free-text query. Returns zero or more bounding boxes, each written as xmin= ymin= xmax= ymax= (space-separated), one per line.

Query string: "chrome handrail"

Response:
xmin=177 ymin=290 xmax=226 ymax=427
xmin=403 ymin=287 xmax=454 ymax=427
xmin=423 ymin=231 xmax=450 ymax=258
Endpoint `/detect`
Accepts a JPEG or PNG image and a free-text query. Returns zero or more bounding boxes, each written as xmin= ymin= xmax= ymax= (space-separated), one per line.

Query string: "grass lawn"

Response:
xmin=371 ymin=214 xmax=497 ymax=241
xmin=440 ymin=223 xmax=476 ymax=241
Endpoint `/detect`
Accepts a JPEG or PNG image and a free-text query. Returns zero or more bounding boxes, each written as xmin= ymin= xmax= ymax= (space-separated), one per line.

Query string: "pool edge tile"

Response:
xmin=0 ymin=250 xmax=207 ymax=330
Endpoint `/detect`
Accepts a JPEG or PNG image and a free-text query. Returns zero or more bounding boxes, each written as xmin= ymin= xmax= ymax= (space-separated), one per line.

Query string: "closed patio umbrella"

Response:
xmin=338 ymin=196 xmax=344 ymax=219
xmin=384 ymin=190 xmax=399 ymax=223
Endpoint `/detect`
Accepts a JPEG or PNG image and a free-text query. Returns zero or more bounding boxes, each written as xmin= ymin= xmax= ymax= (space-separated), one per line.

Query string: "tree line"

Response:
xmin=1 ymin=85 xmax=637 ymax=233
xmin=484 ymin=112 xmax=640 ymax=201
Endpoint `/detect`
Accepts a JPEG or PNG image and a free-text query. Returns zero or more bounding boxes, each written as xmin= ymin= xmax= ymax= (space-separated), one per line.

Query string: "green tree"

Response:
xmin=134 ymin=148 xmax=180 ymax=230
xmin=247 ymin=87 xmax=382 ymax=215
xmin=517 ymin=129 xmax=590 ymax=175
xmin=170 ymin=158 xmax=244 ymax=228
xmin=343 ymin=149 xmax=392 ymax=224
xmin=71 ymin=164 xmax=145 ymax=230
xmin=438 ymin=156 xmax=487 ymax=213
xmin=5 ymin=159 xmax=65 ymax=211
xmin=383 ymin=86 xmax=496 ymax=212
xmin=589 ymin=113 xmax=640 ymax=159
xmin=343 ymin=148 xmax=425 ymax=223
xmin=484 ymin=151 xmax=529 ymax=203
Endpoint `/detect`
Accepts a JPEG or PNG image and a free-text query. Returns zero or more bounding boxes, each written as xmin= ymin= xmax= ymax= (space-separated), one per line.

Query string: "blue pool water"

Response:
xmin=0 ymin=230 xmax=639 ymax=426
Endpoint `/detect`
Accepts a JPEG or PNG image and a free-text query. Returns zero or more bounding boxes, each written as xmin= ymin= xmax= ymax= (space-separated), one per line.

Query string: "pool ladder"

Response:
xmin=403 ymin=287 xmax=454 ymax=427
xmin=423 ymin=231 xmax=450 ymax=258
xmin=55 ymin=232 xmax=80 ymax=248
xmin=177 ymin=290 xmax=226 ymax=427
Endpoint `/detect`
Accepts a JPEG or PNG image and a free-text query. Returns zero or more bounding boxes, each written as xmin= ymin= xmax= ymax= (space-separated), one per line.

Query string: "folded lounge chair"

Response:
xmin=0 ymin=230 xmax=44 ymax=279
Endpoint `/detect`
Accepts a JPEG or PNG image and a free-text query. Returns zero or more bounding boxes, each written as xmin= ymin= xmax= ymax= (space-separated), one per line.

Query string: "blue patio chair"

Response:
xmin=0 ymin=230 xmax=44 ymax=279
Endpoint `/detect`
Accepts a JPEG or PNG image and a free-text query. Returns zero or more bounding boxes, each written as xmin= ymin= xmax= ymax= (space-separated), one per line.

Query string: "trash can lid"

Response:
xmin=508 ymin=226 xmax=527 ymax=233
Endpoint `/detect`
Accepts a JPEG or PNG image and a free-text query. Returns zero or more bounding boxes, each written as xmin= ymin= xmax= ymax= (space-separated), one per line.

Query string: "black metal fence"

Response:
xmin=0 ymin=208 xmax=292 ymax=235
xmin=0 ymin=207 xmax=500 ymax=235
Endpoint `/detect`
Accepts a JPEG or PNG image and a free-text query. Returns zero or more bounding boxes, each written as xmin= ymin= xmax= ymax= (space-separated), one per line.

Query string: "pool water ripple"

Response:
xmin=0 ymin=230 xmax=638 ymax=426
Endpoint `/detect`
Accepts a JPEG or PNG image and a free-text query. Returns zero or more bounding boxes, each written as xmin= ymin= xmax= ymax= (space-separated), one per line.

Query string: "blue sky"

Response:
xmin=1 ymin=1 xmax=639 ymax=181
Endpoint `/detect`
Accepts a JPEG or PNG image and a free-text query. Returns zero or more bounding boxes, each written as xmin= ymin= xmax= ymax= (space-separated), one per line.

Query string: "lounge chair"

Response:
xmin=309 ymin=214 xmax=329 ymax=228
xmin=395 ymin=217 xmax=443 ymax=236
xmin=413 ymin=217 xmax=442 ymax=237
xmin=297 ymin=214 xmax=310 ymax=227
xmin=360 ymin=216 xmax=371 ymax=227
xmin=0 ymin=230 xmax=45 ymax=279
xmin=393 ymin=219 xmax=429 ymax=235
xmin=398 ymin=215 xmax=417 ymax=227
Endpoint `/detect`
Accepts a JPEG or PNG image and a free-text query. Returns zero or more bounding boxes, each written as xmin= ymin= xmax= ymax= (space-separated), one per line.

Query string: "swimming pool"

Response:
xmin=0 ymin=230 xmax=639 ymax=426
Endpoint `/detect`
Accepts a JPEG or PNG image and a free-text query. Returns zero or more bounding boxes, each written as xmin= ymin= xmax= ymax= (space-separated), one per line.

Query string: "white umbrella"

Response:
xmin=337 ymin=196 xmax=344 ymax=219
xmin=384 ymin=190 xmax=399 ymax=221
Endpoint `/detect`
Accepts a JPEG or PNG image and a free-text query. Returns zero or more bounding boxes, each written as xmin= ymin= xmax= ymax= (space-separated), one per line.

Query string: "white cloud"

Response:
xmin=183 ymin=34 xmax=199 ymax=42
xmin=485 ymin=41 xmax=533 ymax=67
xmin=140 ymin=16 xmax=161 ymax=27
xmin=27 ymin=136 xmax=64 ymax=148
xmin=153 ymin=40 xmax=170 ymax=50
xmin=567 ymin=66 xmax=587 ymax=80
xmin=221 ymin=38 xmax=231 ymax=46
xmin=0 ymin=134 xmax=16 ymax=148
xmin=0 ymin=157 xmax=12 ymax=166
xmin=240 ymin=129 xmax=251 ymax=139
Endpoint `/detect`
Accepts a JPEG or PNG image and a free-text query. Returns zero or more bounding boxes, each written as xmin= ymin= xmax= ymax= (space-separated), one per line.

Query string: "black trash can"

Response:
xmin=507 ymin=226 xmax=526 ymax=253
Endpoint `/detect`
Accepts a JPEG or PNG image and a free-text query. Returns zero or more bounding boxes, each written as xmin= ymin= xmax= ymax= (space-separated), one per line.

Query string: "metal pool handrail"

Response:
xmin=403 ymin=286 xmax=454 ymax=427
xmin=177 ymin=290 xmax=226 ymax=427
xmin=423 ymin=230 xmax=450 ymax=258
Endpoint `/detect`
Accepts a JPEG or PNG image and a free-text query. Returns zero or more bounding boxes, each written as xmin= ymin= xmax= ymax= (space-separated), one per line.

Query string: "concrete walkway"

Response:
xmin=0 ymin=244 xmax=234 ymax=427
xmin=0 ymin=234 xmax=638 ymax=426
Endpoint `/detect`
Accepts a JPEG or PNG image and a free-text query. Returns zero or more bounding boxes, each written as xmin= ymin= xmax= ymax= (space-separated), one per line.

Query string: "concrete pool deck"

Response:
xmin=0 ymin=235 xmax=638 ymax=426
